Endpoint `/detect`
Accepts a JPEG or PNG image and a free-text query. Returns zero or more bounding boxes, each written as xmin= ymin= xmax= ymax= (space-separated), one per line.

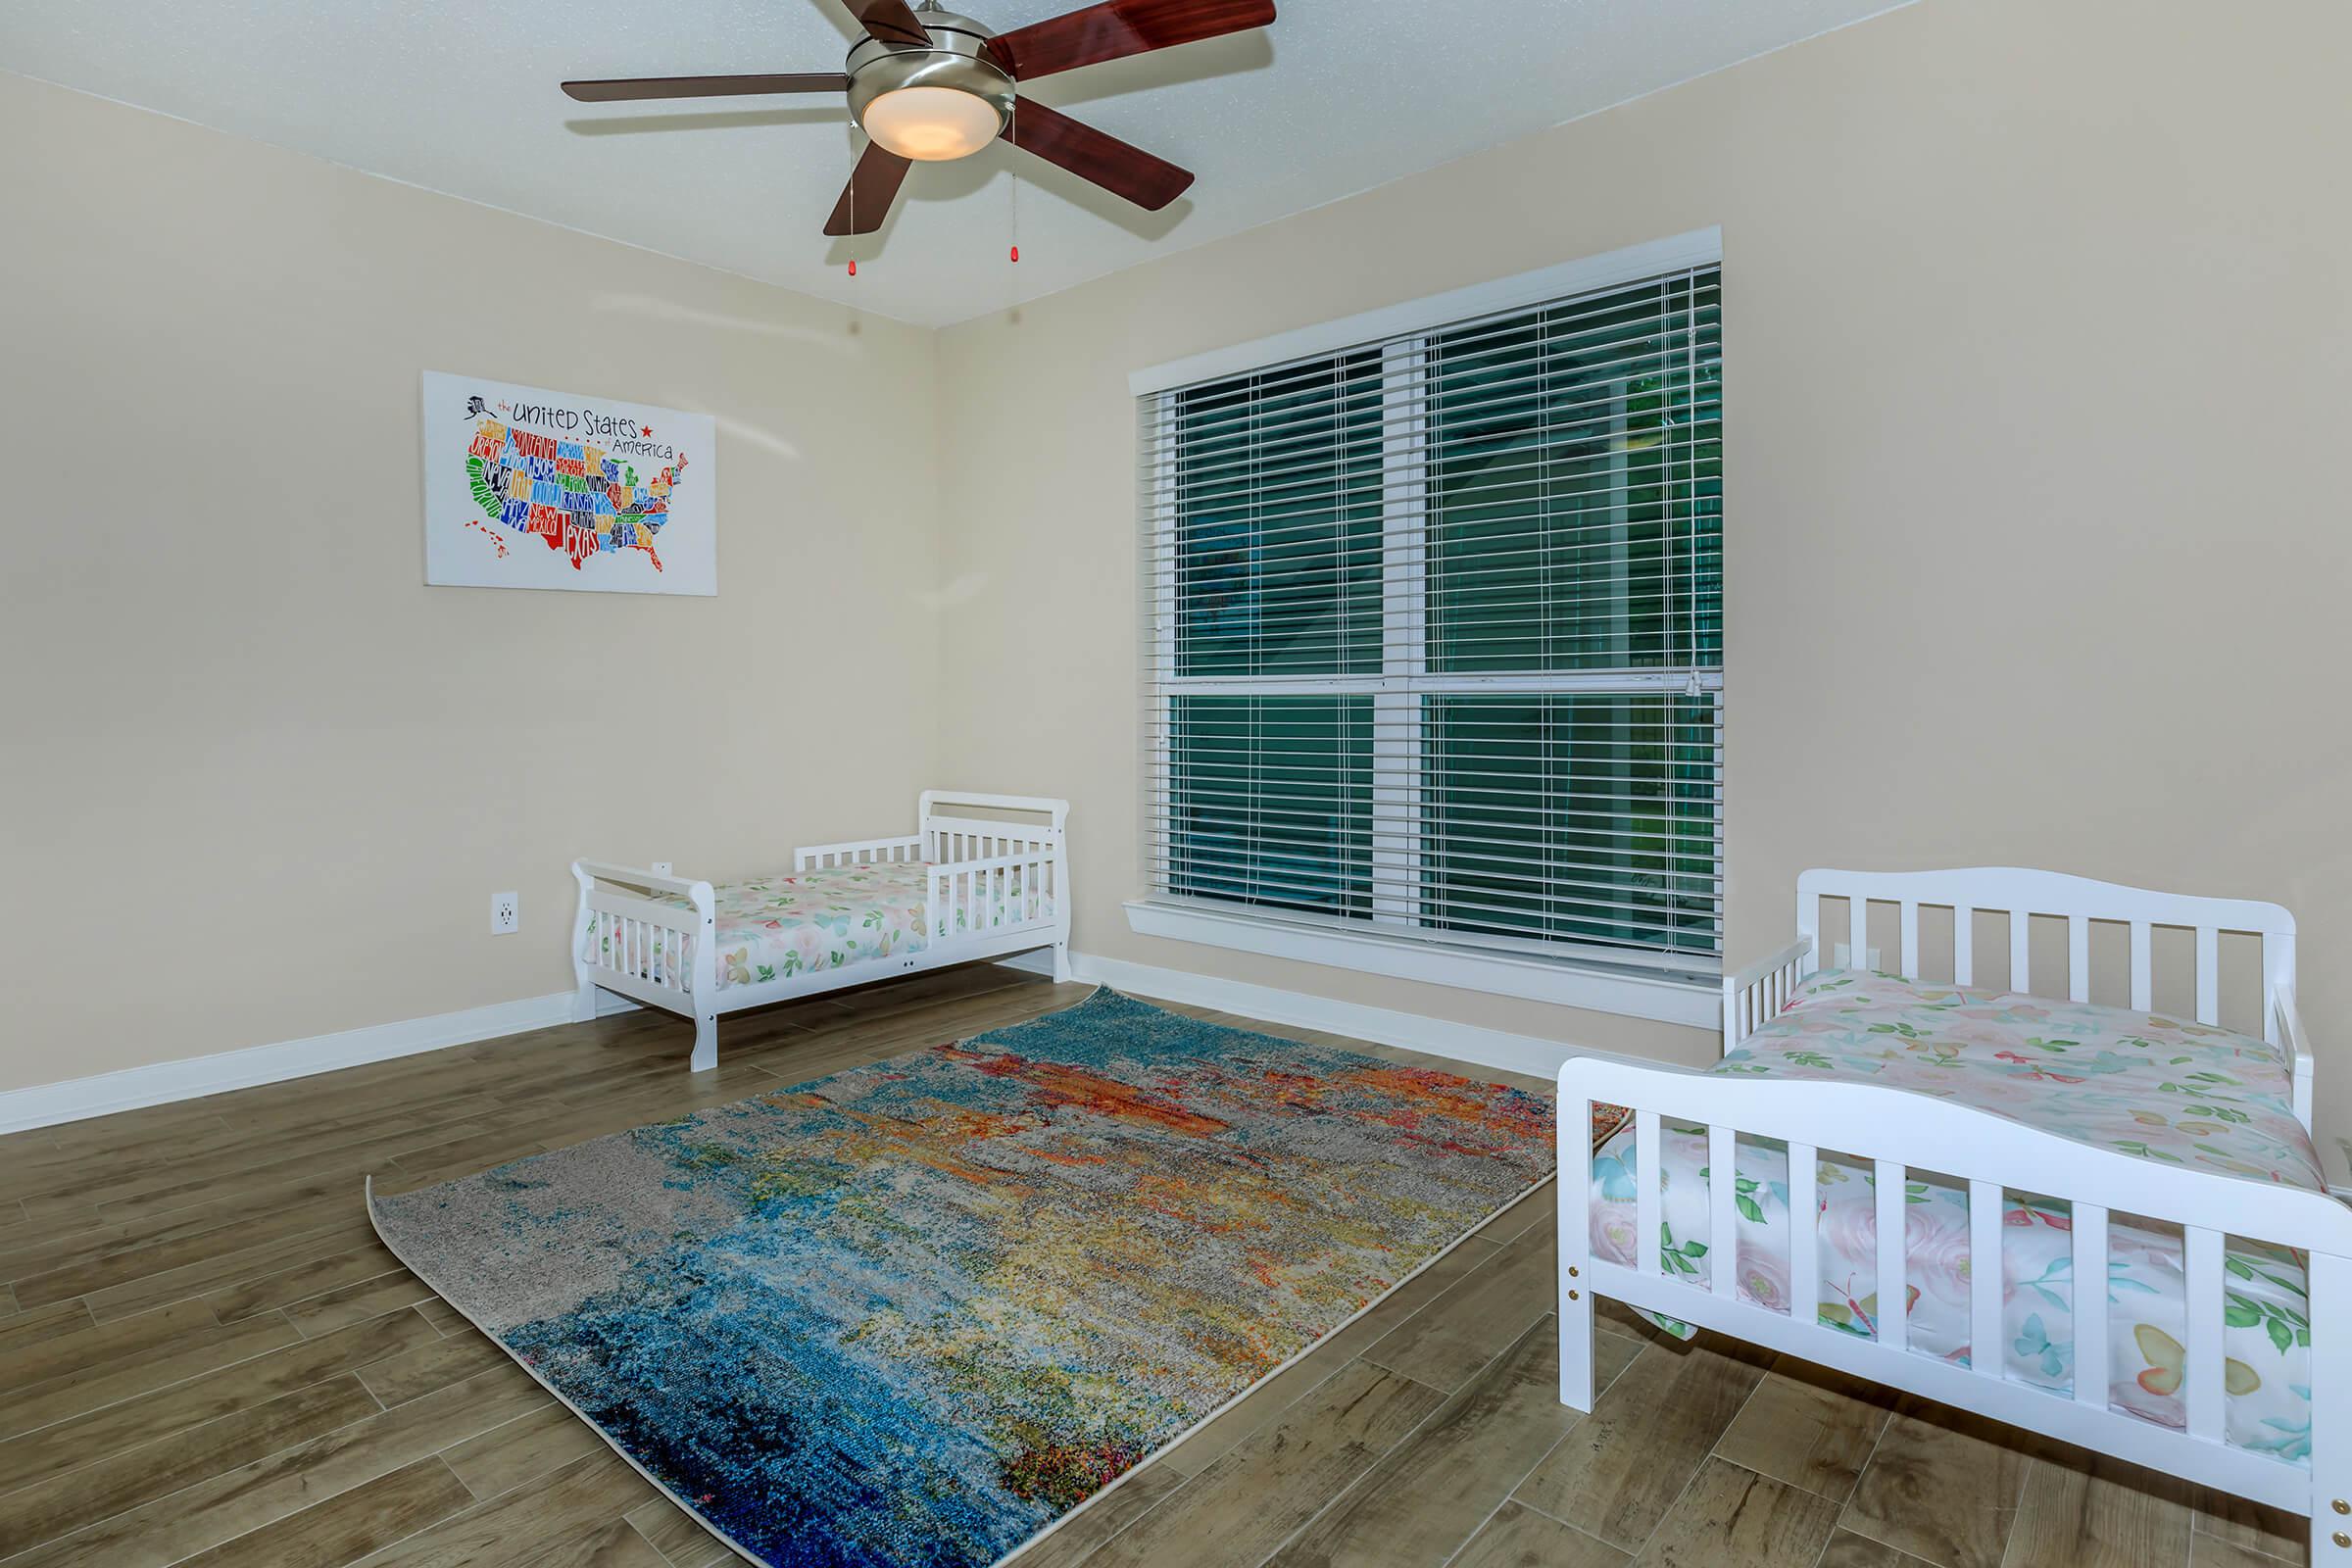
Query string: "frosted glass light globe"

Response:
xmin=862 ymin=86 xmax=1002 ymax=161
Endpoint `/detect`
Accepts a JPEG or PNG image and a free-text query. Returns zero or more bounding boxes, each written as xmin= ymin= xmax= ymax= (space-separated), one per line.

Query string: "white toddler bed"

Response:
xmin=1556 ymin=868 xmax=2352 ymax=1557
xmin=571 ymin=791 xmax=1070 ymax=1071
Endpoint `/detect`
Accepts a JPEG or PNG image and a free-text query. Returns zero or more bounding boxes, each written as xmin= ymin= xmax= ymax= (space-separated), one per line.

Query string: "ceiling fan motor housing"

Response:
xmin=846 ymin=10 xmax=1015 ymax=140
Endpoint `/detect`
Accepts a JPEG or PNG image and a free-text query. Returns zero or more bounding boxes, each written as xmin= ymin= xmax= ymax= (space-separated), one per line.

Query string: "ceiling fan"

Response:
xmin=562 ymin=0 xmax=1276 ymax=238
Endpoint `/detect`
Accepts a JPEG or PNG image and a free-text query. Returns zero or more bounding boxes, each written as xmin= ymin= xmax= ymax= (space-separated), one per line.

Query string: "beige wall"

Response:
xmin=1 ymin=74 xmax=942 ymax=1093
xmin=11 ymin=0 xmax=2349 ymax=1133
xmin=931 ymin=0 xmax=2352 ymax=1128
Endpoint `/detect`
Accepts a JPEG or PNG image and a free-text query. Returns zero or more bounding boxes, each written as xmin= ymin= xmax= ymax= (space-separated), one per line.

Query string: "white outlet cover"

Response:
xmin=491 ymin=892 xmax=518 ymax=934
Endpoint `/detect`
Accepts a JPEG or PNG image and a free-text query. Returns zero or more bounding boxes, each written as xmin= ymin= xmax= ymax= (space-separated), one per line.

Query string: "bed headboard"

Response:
xmin=1791 ymin=866 xmax=2307 ymax=1125
xmin=1795 ymin=867 xmax=2294 ymax=1021
xmin=918 ymin=791 xmax=1069 ymax=857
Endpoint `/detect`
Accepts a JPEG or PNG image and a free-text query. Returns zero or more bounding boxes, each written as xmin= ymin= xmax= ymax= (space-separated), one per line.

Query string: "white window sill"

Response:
xmin=1123 ymin=898 xmax=1721 ymax=1030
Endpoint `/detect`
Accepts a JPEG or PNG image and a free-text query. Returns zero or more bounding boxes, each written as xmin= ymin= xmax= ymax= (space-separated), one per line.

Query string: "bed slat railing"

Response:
xmin=2072 ymin=1202 xmax=2109 ymax=1408
xmin=2279 ymin=986 xmax=2319 ymax=1142
xmin=795 ymin=834 xmax=924 ymax=870
xmin=923 ymin=849 xmax=1059 ymax=953
xmin=570 ymin=868 xmax=711 ymax=1005
xmin=1744 ymin=870 xmax=2306 ymax=1131
xmin=1875 ymin=1161 xmax=1908 ymax=1352
xmin=2197 ymin=927 xmax=2221 ymax=1026
xmin=1967 ymin=1178 xmax=2001 ymax=1375
xmin=1635 ymin=1110 xmax=1662 ymax=1279
xmin=2186 ymin=1225 xmax=2226 ymax=1440
xmin=1788 ymin=1144 xmax=1821 ymax=1330
xmin=1815 ymin=903 xmax=2258 ymax=1048
xmin=1560 ymin=1061 xmax=2352 ymax=1527
xmin=1723 ymin=936 xmax=1814 ymax=1047
xmin=1707 ymin=1125 xmax=1738 ymax=1300
xmin=590 ymin=903 xmax=696 ymax=996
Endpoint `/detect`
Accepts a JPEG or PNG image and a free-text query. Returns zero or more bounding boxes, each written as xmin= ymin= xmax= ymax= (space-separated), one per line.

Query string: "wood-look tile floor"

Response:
xmin=0 ymin=966 xmax=2312 ymax=1568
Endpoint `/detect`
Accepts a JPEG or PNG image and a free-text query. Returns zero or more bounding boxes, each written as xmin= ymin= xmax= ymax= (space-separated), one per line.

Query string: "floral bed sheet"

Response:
xmin=1589 ymin=969 xmax=2320 ymax=1461
xmin=580 ymin=860 xmax=1053 ymax=991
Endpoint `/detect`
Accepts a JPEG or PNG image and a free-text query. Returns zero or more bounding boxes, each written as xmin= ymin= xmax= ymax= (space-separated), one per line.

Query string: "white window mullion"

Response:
xmin=1370 ymin=338 xmax=1426 ymax=928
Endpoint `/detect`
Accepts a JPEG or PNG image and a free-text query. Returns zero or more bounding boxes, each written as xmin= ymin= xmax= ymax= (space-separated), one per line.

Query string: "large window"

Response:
xmin=1141 ymin=260 xmax=1722 ymax=978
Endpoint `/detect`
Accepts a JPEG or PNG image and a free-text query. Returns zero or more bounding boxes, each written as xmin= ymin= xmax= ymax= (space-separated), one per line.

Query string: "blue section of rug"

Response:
xmin=370 ymin=988 xmax=1555 ymax=1567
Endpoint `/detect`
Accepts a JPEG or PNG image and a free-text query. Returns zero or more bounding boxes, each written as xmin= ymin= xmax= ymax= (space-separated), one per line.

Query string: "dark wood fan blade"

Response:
xmin=844 ymin=0 xmax=933 ymax=47
xmin=1004 ymin=100 xmax=1193 ymax=211
xmin=823 ymin=143 xmax=915 ymax=236
xmin=562 ymin=74 xmax=848 ymax=102
xmin=987 ymin=0 xmax=1273 ymax=80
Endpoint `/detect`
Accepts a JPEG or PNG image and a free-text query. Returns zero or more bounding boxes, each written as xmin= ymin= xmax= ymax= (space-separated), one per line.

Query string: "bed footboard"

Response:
xmin=571 ymin=860 xmax=720 ymax=1069
xmin=1556 ymin=1056 xmax=2352 ymax=1546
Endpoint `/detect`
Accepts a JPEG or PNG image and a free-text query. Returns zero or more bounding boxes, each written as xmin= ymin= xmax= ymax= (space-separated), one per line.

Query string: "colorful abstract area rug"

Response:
xmin=368 ymin=988 xmax=1555 ymax=1568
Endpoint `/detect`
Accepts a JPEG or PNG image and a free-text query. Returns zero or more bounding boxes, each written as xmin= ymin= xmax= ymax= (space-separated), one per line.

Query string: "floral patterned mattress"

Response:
xmin=1589 ymin=969 xmax=2322 ymax=1462
xmin=580 ymin=860 xmax=1053 ymax=991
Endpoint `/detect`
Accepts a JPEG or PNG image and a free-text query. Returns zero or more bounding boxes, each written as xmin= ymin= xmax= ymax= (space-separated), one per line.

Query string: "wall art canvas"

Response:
xmin=422 ymin=370 xmax=717 ymax=594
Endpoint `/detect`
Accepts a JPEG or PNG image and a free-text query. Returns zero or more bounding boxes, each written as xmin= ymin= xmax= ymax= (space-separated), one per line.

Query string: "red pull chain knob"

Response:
xmin=1009 ymin=245 xmax=1019 ymax=263
xmin=847 ymin=259 xmax=858 ymax=276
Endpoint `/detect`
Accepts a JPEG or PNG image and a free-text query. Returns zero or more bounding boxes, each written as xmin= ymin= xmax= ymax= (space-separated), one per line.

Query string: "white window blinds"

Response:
xmin=1140 ymin=263 xmax=1723 ymax=971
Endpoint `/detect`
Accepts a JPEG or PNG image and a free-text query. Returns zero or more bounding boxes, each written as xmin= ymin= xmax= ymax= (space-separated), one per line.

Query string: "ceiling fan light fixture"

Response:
xmin=861 ymin=84 xmax=1004 ymax=161
xmin=566 ymin=0 xmax=1272 ymax=237
xmin=844 ymin=9 xmax=1014 ymax=170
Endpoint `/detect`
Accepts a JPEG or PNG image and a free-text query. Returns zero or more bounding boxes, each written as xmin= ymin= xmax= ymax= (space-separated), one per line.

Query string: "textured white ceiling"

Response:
xmin=6 ymin=0 xmax=1907 ymax=326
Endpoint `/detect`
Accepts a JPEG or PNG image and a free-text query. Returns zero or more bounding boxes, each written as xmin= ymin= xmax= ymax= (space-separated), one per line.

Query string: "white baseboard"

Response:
xmin=0 ymin=988 xmax=631 ymax=1136
xmin=1000 ymin=948 xmax=1671 ymax=1084
xmin=1 ymin=947 xmax=1639 ymax=1139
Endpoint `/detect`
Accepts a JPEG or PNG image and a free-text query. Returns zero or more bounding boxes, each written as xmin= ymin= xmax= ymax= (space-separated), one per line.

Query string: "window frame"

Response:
xmin=1132 ymin=231 xmax=1726 ymax=1028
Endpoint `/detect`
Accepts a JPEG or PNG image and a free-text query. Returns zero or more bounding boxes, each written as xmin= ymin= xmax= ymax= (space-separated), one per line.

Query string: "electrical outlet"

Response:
xmin=652 ymin=861 xmax=673 ymax=878
xmin=1833 ymin=943 xmax=1882 ymax=969
xmin=491 ymin=892 xmax=518 ymax=934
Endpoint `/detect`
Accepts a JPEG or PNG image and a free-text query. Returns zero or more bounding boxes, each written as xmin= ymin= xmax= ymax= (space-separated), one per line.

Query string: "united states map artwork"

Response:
xmin=421 ymin=371 xmax=718 ymax=596
xmin=462 ymin=416 xmax=688 ymax=570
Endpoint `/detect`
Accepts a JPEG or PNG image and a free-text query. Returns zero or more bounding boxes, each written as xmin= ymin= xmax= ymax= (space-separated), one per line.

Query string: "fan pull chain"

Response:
xmin=848 ymin=140 xmax=859 ymax=276
xmin=1007 ymin=101 xmax=1020 ymax=264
